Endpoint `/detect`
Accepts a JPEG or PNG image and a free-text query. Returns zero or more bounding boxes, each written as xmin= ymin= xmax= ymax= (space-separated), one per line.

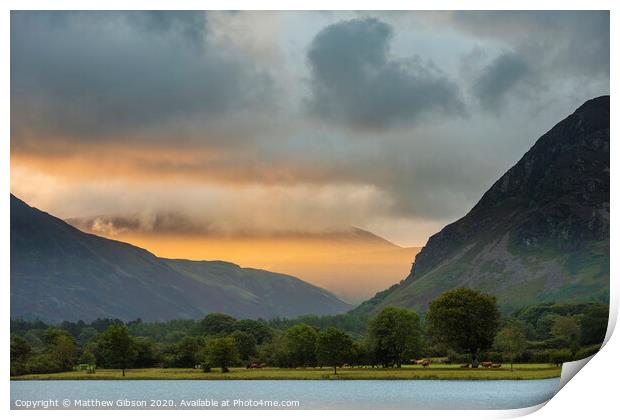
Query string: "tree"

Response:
xmin=551 ymin=316 xmax=581 ymax=356
xmin=11 ymin=335 xmax=32 ymax=375
xmin=534 ymin=313 xmax=560 ymax=340
xmin=230 ymin=330 xmax=257 ymax=362
xmin=77 ymin=327 xmax=99 ymax=346
xmin=368 ymin=307 xmax=422 ymax=368
xmin=200 ymin=313 xmax=237 ymax=336
xmin=283 ymin=324 xmax=319 ymax=367
xmin=494 ymin=318 xmax=528 ymax=370
xmin=79 ymin=349 xmax=97 ymax=365
xmin=133 ymin=337 xmax=159 ymax=368
xmin=204 ymin=337 xmax=239 ymax=372
xmin=426 ymin=288 xmax=500 ymax=366
xmin=580 ymin=304 xmax=608 ymax=345
xmin=317 ymin=327 xmax=353 ymax=374
xmin=97 ymin=324 xmax=138 ymax=376
xmin=233 ymin=319 xmax=273 ymax=345
xmin=172 ymin=336 xmax=204 ymax=367
xmin=350 ymin=341 xmax=371 ymax=367
xmin=26 ymin=354 xmax=62 ymax=374
xmin=550 ymin=349 xmax=572 ymax=366
xmin=43 ymin=328 xmax=78 ymax=371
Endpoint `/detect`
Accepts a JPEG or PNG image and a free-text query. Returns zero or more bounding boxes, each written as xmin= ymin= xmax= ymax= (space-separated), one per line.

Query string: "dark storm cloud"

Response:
xmin=306 ymin=18 xmax=464 ymax=129
xmin=10 ymin=11 xmax=274 ymax=142
xmin=10 ymin=11 xmax=610 ymax=241
xmin=473 ymin=52 xmax=530 ymax=112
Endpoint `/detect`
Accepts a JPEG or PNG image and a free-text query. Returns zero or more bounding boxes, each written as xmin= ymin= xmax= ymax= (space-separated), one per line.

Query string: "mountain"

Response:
xmin=354 ymin=96 xmax=610 ymax=314
xmin=10 ymin=194 xmax=352 ymax=322
xmin=67 ymin=214 xmax=421 ymax=303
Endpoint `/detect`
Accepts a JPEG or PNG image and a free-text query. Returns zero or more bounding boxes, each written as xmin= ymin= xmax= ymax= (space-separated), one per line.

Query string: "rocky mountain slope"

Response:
xmin=10 ymin=194 xmax=352 ymax=322
xmin=355 ymin=96 xmax=610 ymax=314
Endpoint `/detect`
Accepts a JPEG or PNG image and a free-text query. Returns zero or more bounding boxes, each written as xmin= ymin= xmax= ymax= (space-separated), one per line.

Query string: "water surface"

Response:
xmin=11 ymin=378 xmax=560 ymax=410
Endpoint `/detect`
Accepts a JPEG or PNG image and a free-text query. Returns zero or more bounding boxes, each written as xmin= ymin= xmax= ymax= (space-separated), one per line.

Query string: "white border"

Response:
xmin=2 ymin=2 xmax=616 ymax=420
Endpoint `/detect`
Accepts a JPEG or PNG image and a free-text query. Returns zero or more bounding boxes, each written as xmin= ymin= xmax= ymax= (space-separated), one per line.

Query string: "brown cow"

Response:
xmin=481 ymin=361 xmax=493 ymax=368
xmin=258 ymin=363 xmax=267 ymax=368
xmin=491 ymin=363 xmax=502 ymax=368
xmin=460 ymin=364 xmax=470 ymax=368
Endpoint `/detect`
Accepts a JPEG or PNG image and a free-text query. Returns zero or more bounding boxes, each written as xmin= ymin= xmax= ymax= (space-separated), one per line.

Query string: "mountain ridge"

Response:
xmin=10 ymin=194 xmax=352 ymax=322
xmin=353 ymin=95 xmax=610 ymax=314
xmin=66 ymin=214 xmax=420 ymax=303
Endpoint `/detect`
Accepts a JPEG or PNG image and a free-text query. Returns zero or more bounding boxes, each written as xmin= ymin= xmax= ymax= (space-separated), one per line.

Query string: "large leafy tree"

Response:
xmin=551 ymin=316 xmax=581 ymax=356
xmin=494 ymin=318 xmax=528 ymax=370
xmin=316 ymin=327 xmax=353 ymax=374
xmin=200 ymin=313 xmax=237 ymax=336
xmin=368 ymin=307 xmax=422 ymax=368
xmin=10 ymin=335 xmax=32 ymax=375
xmin=172 ymin=336 xmax=204 ymax=367
xmin=204 ymin=337 xmax=240 ymax=372
xmin=284 ymin=324 xmax=319 ymax=367
xmin=97 ymin=324 xmax=138 ymax=376
xmin=133 ymin=337 xmax=159 ymax=368
xmin=233 ymin=319 xmax=273 ymax=345
xmin=43 ymin=328 xmax=78 ymax=371
xmin=426 ymin=288 xmax=500 ymax=365
xmin=230 ymin=330 xmax=257 ymax=362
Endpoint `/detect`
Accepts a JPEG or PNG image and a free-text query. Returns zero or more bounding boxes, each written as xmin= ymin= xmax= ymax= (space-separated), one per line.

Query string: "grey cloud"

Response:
xmin=10 ymin=11 xmax=274 ymax=142
xmin=473 ymin=52 xmax=530 ymax=111
xmin=67 ymin=212 xmax=217 ymax=237
xmin=10 ymin=11 xmax=610 ymax=234
xmin=453 ymin=11 xmax=609 ymax=113
xmin=306 ymin=18 xmax=464 ymax=129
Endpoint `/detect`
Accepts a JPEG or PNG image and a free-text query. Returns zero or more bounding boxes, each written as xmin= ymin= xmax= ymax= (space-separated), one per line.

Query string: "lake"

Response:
xmin=11 ymin=378 xmax=560 ymax=410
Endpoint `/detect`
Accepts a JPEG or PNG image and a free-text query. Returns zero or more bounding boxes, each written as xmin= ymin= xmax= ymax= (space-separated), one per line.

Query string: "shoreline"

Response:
xmin=11 ymin=366 xmax=562 ymax=381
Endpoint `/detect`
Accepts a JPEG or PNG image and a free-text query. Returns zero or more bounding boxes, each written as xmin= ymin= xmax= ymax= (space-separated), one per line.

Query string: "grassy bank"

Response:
xmin=11 ymin=364 xmax=561 ymax=381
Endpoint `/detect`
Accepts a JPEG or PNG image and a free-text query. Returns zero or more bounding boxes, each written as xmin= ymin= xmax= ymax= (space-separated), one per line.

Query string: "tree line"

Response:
xmin=10 ymin=288 xmax=608 ymax=376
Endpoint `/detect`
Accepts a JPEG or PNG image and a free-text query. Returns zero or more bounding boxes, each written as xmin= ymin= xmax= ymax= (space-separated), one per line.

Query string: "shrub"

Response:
xmin=529 ymin=350 xmax=551 ymax=363
xmin=10 ymin=362 xmax=29 ymax=376
xmin=445 ymin=351 xmax=471 ymax=364
xmin=549 ymin=349 xmax=573 ymax=366
xmin=483 ymin=351 xmax=503 ymax=362
xmin=27 ymin=354 xmax=62 ymax=374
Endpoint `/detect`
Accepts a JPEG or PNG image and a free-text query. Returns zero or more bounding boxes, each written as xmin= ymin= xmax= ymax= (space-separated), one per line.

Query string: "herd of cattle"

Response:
xmin=246 ymin=363 xmax=268 ymax=369
xmin=245 ymin=360 xmax=503 ymax=369
xmin=411 ymin=359 xmax=502 ymax=369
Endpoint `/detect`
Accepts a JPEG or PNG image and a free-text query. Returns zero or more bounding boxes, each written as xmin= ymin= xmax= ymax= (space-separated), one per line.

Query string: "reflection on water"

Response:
xmin=11 ymin=378 xmax=560 ymax=410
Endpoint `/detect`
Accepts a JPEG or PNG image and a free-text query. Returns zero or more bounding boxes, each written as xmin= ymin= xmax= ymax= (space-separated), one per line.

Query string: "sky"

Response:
xmin=10 ymin=11 xmax=609 ymax=299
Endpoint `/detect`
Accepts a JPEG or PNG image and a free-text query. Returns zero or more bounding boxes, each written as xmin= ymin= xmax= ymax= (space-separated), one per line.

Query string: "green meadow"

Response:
xmin=12 ymin=364 xmax=561 ymax=381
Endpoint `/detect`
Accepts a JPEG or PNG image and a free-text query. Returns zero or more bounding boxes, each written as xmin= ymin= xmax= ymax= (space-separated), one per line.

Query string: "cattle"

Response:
xmin=491 ymin=363 xmax=501 ymax=369
xmin=481 ymin=361 xmax=493 ymax=368
xmin=460 ymin=363 xmax=470 ymax=368
xmin=414 ymin=359 xmax=430 ymax=367
xmin=258 ymin=363 xmax=267 ymax=368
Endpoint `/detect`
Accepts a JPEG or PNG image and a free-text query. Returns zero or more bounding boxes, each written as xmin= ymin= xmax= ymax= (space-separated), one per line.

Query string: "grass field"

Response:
xmin=11 ymin=364 xmax=561 ymax=381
